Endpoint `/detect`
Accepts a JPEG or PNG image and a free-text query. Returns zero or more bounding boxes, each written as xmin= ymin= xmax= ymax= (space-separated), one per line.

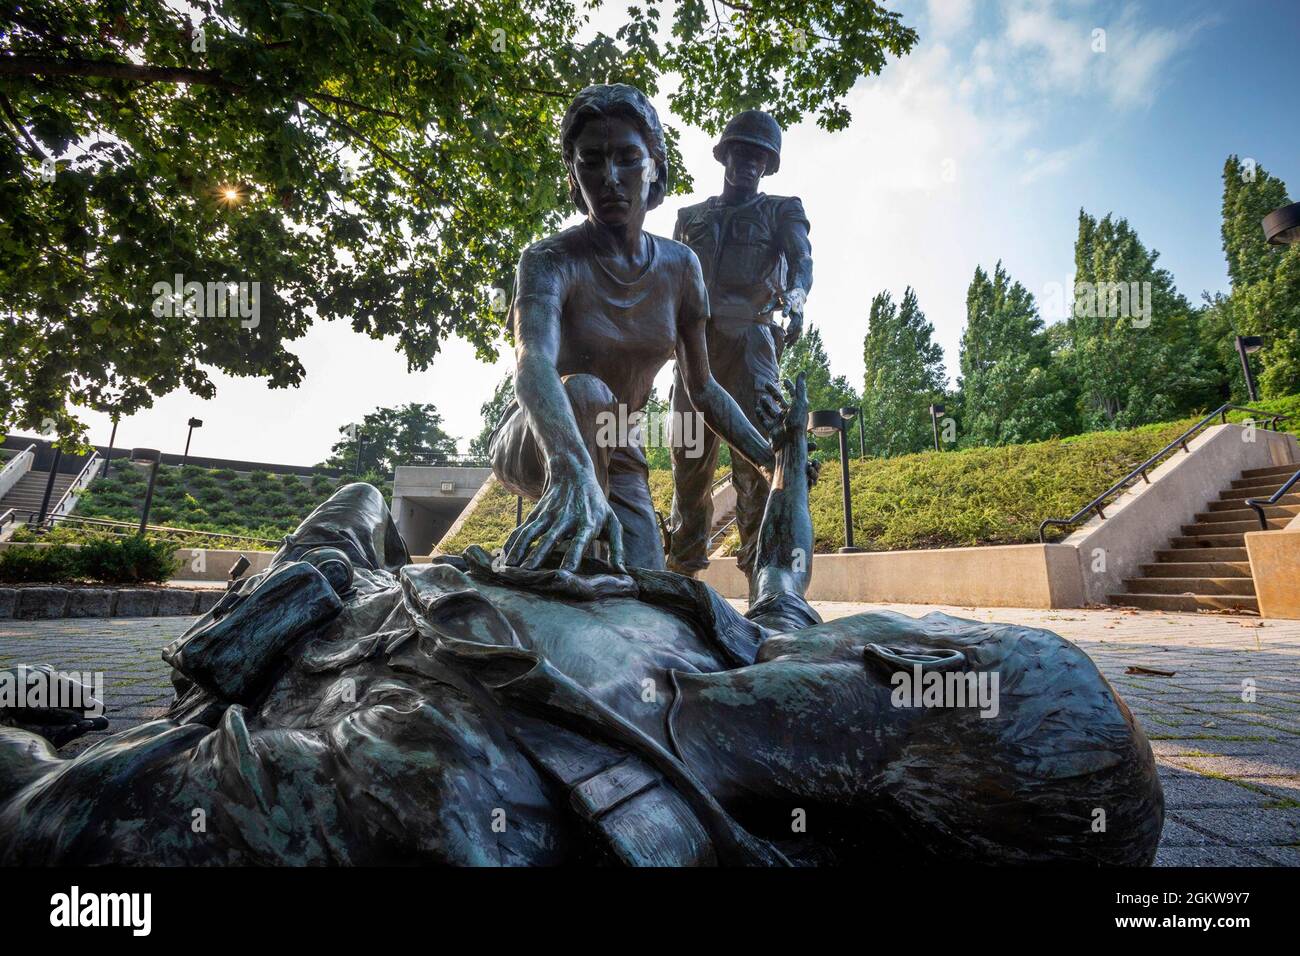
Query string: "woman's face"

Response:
xmin=569 ymin=114 xmax=656 ymax=227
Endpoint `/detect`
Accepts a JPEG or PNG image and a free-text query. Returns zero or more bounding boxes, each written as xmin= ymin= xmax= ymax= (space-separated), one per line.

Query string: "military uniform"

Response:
xmin=668 ymin=191 xmax=811 ymax=581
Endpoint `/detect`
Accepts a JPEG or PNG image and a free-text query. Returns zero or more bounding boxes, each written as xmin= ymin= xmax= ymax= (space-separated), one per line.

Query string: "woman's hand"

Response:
xmin=502 ymin=467 xmax=627 ymax=573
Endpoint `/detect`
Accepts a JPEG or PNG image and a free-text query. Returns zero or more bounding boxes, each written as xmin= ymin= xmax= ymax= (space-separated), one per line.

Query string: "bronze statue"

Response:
xmin=488 ymin=85 xmax=783 ymax=572
xmin=668 ymin=109 xmax=813 ymax=590
xmin=0 ymin=375 xmax=1163 ymax=865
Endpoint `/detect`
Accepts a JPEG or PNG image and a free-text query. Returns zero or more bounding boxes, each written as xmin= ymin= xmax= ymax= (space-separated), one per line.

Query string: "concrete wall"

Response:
xmin=0 ymin=542 xmax=275 ymax=581
xmin=1065 ymin=424 xmax=1300 ymax=605
xmin=0 ymin=446 xmax=34 ymax=501
xmin=393 ymin=465 xmax=492 ymax=555
xmin=1246 ymin=525 xmax=1300 ymax=620
xmin=697 ymin=543 xmax=1085 ymax=609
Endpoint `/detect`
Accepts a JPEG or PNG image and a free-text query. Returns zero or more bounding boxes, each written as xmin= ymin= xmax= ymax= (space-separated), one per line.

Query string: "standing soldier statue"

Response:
xmin=668 ymin=110 xmax=813 ymax=592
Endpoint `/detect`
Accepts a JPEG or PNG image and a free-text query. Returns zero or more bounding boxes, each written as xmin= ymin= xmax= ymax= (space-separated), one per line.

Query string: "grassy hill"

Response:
xmin=442 ymin=396 xmax=1298 ymax=558
xmin=65 ymin=464 xmax=385 ymax=550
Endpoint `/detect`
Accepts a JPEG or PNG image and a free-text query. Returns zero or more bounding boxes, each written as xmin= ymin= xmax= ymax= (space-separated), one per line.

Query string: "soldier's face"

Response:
xmin=724 ymin=142 xmax=768 ymax=191
xmin=570 ymin=116 xmax=655 ymax=227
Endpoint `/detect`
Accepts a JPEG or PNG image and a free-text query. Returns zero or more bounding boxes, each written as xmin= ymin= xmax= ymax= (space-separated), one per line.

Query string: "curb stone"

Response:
xmin=0 ymin=586 xmax=213 ymax=619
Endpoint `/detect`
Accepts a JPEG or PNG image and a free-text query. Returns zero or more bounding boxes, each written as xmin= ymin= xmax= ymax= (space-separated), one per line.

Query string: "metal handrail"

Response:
xmin=33 ymin=513 xmax=280 ymax=547
xmin=46 ymin=451 xmax=101 ymax=524
xmin=711 ymin=470 xmax=732 ymax=492
xmin=0 ymin=443 xmax=37 ymax=484
xmin=1038 ymin=403 xmax=1289 ymax=543
xmin=708 ymin=515 xmax=738 ymax=552
xmin=405 ymin=453 xmax=491 ymax=468
xmin=1245 ymin=466 xmax=1300 ymax=530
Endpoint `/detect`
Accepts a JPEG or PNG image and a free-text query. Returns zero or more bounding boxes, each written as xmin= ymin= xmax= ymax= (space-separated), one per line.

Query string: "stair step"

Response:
xmin=1181 ymin=518 xmax=1290 ymax=535
xmin=1140 ymin=561 xmax=1252 ymax=578
xmin=1240 ymin=463 xmax=1300 ymax=480
xmin=1221 ymin=483 xmax=1286 ymax=499
xmin=1208 ymin=494 xmax=1300 ymax=511
xmin=1109 ymin=593 xmax=1259 ymax=613
xmin=1122 ymin=577 xmax=1257 ymax=596
xmin=1156 ymin=547 xmax=1248 ymax=562
xmin=1195 ymin=504 xmax=1300 ymax=523
xmin=1171 ymin=532 xmax=1246 ymax=548
xmin=1229 ymin=474 xmax=1289 ymax=490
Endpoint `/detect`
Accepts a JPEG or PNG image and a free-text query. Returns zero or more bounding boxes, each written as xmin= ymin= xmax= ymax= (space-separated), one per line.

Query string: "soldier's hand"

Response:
xmin=783 ymin=310 xmax=804 ymax=347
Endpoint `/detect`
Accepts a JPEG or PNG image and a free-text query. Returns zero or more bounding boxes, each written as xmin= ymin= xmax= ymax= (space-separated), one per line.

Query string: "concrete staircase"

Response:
xmin=1111 ymin=462 xmax=1300 ymax=613
xmin=0 ymin=470 xmax=78 ymax=524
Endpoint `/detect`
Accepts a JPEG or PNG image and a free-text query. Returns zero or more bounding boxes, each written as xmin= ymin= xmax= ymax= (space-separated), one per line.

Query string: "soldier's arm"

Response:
xmin=675 ymin=252 xmax=776 ymax=476
xmin=778 ymin=198 xmax=813 ymax=300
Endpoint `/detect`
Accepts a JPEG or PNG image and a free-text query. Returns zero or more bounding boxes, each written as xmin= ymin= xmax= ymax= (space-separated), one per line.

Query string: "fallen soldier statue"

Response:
xmin=0 ymin=376 xmax=1163 ymax=865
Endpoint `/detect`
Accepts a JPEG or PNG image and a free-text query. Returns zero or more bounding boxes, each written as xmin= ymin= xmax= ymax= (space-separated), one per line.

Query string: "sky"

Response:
xmin=61 ymin=0 xmax=1300 ymax=466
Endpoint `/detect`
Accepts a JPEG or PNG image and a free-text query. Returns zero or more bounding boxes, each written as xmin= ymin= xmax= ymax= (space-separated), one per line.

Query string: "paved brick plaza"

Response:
xmin=2 ymin=604 xmax=1298 ymax=866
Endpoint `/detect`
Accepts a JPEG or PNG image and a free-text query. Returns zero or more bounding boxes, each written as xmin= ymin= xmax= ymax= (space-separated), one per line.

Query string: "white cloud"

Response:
xmin=927 ymin=0 xmax=975 ymax=37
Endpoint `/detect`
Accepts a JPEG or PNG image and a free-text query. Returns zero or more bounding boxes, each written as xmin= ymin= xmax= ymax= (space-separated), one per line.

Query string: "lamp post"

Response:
xmin=929 ymin=403 xmax=946 ymax=453
xmin=810 ymin=408 xmax=863 ymax=553
xmin=354 ymin=432 xmax=367 ymax=476
xmin=130 ymin=448 xmax=162 ymax=535
xmin=104 ymin=411 xmax=120 ymax=477
xmin=841 ymin=405 xmax=865 ymax=459
xmin=1235 ymin=336 xmax=1264 ymax=403
xmin=36 ymin=446 xmax=62 ymax=527
xmin=182 ymin=418 xmax=203 ymax=466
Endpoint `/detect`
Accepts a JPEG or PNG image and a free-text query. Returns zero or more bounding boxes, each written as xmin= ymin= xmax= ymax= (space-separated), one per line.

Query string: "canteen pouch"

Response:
xmin=162 ymin=560 xmax=343 ymax=704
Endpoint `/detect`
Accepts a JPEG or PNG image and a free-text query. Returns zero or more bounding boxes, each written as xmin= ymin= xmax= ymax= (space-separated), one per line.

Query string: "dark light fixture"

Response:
xmin=808 ymin=408 xmax=863 ymax=553
xmin=182 ymin=417 xmax=204 ymax=466
xmin=929 ymin=403 xmax=947 ymax=453
xmin=1263 ymin=201 xmax=1300 ymax=246
xmin=130 ymin=448 xmax=162 ymax=535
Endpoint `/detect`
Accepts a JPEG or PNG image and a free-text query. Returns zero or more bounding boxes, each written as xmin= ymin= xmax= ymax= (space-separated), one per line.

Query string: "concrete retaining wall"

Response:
xmin=0 ymin=586 xmax=221 ymax=620
xmin=1246 ymin=527 xmax=1300 ymax=619
xmin=1065 ymin=424 xmax=1300 ymax=605
xmin=697 ymin=543 xmax=1085 ymax=608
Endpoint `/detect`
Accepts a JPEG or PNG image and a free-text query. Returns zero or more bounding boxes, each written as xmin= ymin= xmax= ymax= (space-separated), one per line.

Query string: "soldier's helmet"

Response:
xmin=713 ymin=110 xmax=782 ymax=175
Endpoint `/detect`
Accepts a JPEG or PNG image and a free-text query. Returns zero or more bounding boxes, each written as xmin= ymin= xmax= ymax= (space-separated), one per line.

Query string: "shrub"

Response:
xmin=0 ymin=536 xmax=178 ymax=584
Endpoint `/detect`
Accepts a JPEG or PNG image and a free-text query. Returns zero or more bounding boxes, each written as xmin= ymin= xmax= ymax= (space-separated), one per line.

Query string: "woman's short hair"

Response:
xmin=560 ymin=84 xmax=669 ymax=213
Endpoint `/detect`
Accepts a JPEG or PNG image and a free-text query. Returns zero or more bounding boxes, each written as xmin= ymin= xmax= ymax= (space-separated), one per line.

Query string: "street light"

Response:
xmin=182 ymin=417 xmax=203 ymax=466
xmin=809 ymin=408 xmax=863 ymax=553
xmin=841 ymin=405 xmax=865 ymax=459
xmin=130 ymin=448 xmax=162 ymax=535
xmin=1235 ymin=336 xmax=1264 ymax=403
xmin=104 ymin=411 xmax=120 ymax=477
xmin=929 ymin=403 xmax=946 ymax=453
xmin=1263 ymin=201 xmax=1300 ymax=246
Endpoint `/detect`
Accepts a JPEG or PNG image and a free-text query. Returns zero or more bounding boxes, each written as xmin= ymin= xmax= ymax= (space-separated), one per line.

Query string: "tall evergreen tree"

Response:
xmin=1071 ymin=210 xmax=1217 ymax=429
xmin=779 ymin=324 xmax=861 ymax=459
xmin=1216 ymin=156 xmax=1300 ymax=397
xmin=958 ymin=262 xmax=1076 ymax=445
xmin=860 ymin=288 xmax=946 ymax=456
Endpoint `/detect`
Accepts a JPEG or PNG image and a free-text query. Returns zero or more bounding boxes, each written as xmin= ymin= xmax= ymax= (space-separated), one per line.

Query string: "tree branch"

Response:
xmin=0 ymin=93 xmax=46 ymax=160
xmin=0 ymin=54 xmax=243 ymax=91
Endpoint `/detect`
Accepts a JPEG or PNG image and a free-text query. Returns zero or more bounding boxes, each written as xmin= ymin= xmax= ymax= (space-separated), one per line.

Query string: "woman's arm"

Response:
xmin=501 ymin=247 xmax=625 ymax=572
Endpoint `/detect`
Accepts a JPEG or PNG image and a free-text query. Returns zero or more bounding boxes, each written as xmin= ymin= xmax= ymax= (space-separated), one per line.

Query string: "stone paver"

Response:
xmin=3 ymin=601 xmax=1300 ymax=865
xmin=0 ymin=617 xmax=190 ymax=756
xmin=783 ymin=601 xmax=1300 ymax=868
